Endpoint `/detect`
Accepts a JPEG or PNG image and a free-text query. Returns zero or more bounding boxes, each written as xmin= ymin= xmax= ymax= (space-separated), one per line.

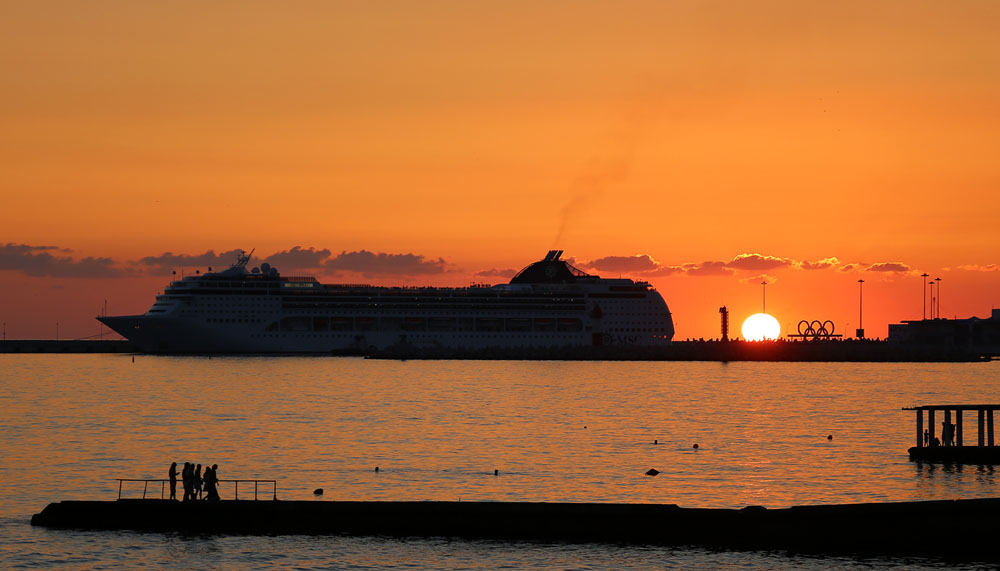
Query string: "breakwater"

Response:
xmin=0 ymin=340 xmax=136 ymax=353
xmin=2 ymin=338 xmax=987 ymax=361
xmin=372 ymin=339 xmax=989 ymax=362
xmin=31 ymin=498 xmax=1000 ymax=560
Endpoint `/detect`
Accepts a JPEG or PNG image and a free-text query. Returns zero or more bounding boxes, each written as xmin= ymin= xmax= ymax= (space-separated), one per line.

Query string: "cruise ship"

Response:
xmin=99 ymin=250 xmax=675 ymax=354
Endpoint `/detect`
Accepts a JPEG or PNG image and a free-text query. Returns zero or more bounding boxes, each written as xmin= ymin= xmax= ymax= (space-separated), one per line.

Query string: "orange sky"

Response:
xmin=2 ymin=1 xmax=998 ymax=340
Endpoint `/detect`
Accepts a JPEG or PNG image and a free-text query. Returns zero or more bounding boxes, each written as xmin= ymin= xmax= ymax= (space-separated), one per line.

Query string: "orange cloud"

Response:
xmin=958 ymin=264 xmax=1000 ymax=272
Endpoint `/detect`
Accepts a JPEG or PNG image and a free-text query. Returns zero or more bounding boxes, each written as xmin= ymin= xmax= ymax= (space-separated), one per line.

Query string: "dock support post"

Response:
xmin=944 ymin=410 xmax=952 ymax=446
xmin=916 ymin=409 xmax=923 ymax=448
xmin=989 ymin=410 xmax=995 ymax=447
xmin=956 ymin=410 xmax=963 ymax=447
xmin=929 ymin=410 xmax=936 ymax=444
xmin=979 ymin=410 xmax=985 ymax=446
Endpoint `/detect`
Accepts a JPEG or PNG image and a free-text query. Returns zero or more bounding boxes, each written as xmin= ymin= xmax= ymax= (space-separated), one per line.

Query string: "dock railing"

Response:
xmin=116 ymin=478 xmax=278 ymax=501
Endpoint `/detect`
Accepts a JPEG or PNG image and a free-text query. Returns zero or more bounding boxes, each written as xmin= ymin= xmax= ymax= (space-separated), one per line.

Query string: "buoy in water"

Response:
xmin=313 ymin=488 xmax=323 ymax=495
xmin=693 ymin=443 xmax=699 ymax=449
xmin=494 ymin=469 xmax=499 ymax=476
xmin=645 ymin=468 xmax=660 ymax=476
xmin=374 ymin=466 xmax=379 ymax=472
xmin=827 ymin=434 xmax=833 ymax=440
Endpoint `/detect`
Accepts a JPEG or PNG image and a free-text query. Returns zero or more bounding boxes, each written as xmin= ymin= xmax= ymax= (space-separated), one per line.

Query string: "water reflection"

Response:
xmin=3 ymin=356 xmax=1000 ymax=569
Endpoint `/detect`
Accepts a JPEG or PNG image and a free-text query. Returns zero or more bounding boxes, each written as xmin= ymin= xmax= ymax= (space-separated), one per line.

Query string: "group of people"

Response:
xmin=923 ymin=422 xmax=958 ymax=447
xmin=168 ymin=461 xmax=220 ymax=501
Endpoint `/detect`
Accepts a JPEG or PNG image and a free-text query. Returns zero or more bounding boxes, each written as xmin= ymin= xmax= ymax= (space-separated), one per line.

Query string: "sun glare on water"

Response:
xmin=742 ymin=313 xmax=781 ymax=341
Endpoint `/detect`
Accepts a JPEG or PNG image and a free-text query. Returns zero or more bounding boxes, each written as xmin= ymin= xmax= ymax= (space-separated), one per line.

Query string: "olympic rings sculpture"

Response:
xmin=796 ymin=319 xmax=836 ymax=339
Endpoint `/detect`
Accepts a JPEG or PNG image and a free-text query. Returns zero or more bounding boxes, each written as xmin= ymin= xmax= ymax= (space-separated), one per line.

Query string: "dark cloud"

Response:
xmin=867 ymin=262 xmax=911 ymax=273
xmin=262 ymin=247 xmax=331 ymax=272
xmin=138 ymin=249 xmax=246 ymax=273
xmin=799 ymin=257 xmax=840 ymax=270
xmin=739 ymin=273 xmax=777 ymax=284
xmin=683 ymin=261 xmax=734 ymax=277
xmin=642 ymin=266 xmax=685 ymax=276
xmin=727 ymin=253 xmax=793 ymax=271
xmin=585 ymin=254 xmax=660 ymax=273
xmin=475 ymin=268 xmax=517 ymax=278
xmin=0 ymin=243 xmax=123 ymax=278
xmin=325 ymin=250 xmax=446 ymax=278
xmin=837 ymin=263 xmax=860 ymax=273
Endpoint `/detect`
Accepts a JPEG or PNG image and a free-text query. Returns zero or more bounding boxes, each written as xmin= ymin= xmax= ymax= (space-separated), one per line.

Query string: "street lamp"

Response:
xmin=928 ymin=281 xmax=935 ymax=320
xmin=761 ymin=280 xmax=768 ymax=313
xmin=934 ymin=277 xmax=942 ymax=319
xmin=857 ymin=279 xmax=865 ymax=339
xmin=920 ymin=273 xmax=929 ymax=319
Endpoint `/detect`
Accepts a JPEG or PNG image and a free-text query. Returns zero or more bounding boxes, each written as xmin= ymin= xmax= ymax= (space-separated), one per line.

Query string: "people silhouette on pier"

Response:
xmin=204 ymin=464 xmax=220 ymax=501
xmin=182 ymin=462 xmax=194 ymax=501
xmin=168 ymin=462 xmax=178 ymax=500
xmin=194 ymin=464 xmax=203 ymax=499
xmin=941 ymin=422 xmax=955 ymax=447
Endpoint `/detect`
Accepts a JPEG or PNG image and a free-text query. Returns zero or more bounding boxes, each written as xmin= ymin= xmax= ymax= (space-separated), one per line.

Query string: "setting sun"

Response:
xmin=742 ymin=313 xmax=781 ymax=341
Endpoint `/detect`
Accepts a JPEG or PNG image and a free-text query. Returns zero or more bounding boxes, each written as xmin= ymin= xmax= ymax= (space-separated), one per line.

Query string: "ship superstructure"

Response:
xmin=99 ymin=250 xmax=674 ymax=353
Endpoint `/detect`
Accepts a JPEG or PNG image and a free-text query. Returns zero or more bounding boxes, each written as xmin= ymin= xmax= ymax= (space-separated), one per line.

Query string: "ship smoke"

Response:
xmin=552 ymin=107 xmax=650 ymax=248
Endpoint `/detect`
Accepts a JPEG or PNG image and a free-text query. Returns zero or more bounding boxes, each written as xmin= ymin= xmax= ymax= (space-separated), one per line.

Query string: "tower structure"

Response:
xmin=719 ymin=306 xmax=730 ymax=342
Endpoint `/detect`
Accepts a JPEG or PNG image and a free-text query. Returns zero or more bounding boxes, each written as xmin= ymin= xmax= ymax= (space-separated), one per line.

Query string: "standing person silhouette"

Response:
xmin=204 ymin=464 xmax=220 ymax=501
xmin=194 ymin=464 xmax=203 ymax=500
xmin=182 ymin=462 xmax=193 ymax=501
xmin=168 ymin=462 xmax=178 ymax=500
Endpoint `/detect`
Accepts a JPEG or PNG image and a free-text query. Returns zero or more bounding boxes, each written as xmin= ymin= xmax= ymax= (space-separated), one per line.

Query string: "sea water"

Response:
xmin=1 ymin=355 xmax=998 ymax=569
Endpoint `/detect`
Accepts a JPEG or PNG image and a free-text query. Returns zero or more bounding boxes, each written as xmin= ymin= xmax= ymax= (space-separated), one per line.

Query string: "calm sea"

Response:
xmin=2 ymin=355 xmax=998 ymax=569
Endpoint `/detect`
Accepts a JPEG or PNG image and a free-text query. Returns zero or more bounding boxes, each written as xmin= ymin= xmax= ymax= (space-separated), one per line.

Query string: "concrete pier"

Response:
xmin=31 ymin=498 xmax=1000 ymax=560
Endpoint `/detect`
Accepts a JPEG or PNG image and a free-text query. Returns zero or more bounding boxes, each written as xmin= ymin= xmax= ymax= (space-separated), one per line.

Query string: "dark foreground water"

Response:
xmin=2 ymin=355 xmax=998 ymax=569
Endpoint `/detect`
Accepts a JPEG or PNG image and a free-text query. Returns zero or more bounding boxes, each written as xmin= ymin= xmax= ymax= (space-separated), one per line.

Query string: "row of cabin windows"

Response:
xmin=264 ymin=316 xmax=585 ymax=333
xmin=249 ymin=333 xmax=577 ymax=339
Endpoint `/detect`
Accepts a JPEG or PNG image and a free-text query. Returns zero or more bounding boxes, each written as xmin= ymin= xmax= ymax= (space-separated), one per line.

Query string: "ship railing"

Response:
xmin=116 ymin=478 xmax=278 ymax=501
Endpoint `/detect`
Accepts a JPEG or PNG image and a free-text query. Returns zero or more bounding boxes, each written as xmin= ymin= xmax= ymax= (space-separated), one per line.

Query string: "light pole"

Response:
xmin=857 ymin=279 xmax=865 ymax=339
xmin=920 ymin=273 xmax=929 ymax=319
xmin=935 ymin=277 xmax=942 ymax=319
xmin=928 ymin=281 xmax=935 ymax=320
xmin=761 ymin=280 xmax=768 ymax=314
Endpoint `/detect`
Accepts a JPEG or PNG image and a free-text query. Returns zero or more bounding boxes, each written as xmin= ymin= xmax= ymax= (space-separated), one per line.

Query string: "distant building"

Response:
xmin=889 ymin=309 xmax=1000 ymax=358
